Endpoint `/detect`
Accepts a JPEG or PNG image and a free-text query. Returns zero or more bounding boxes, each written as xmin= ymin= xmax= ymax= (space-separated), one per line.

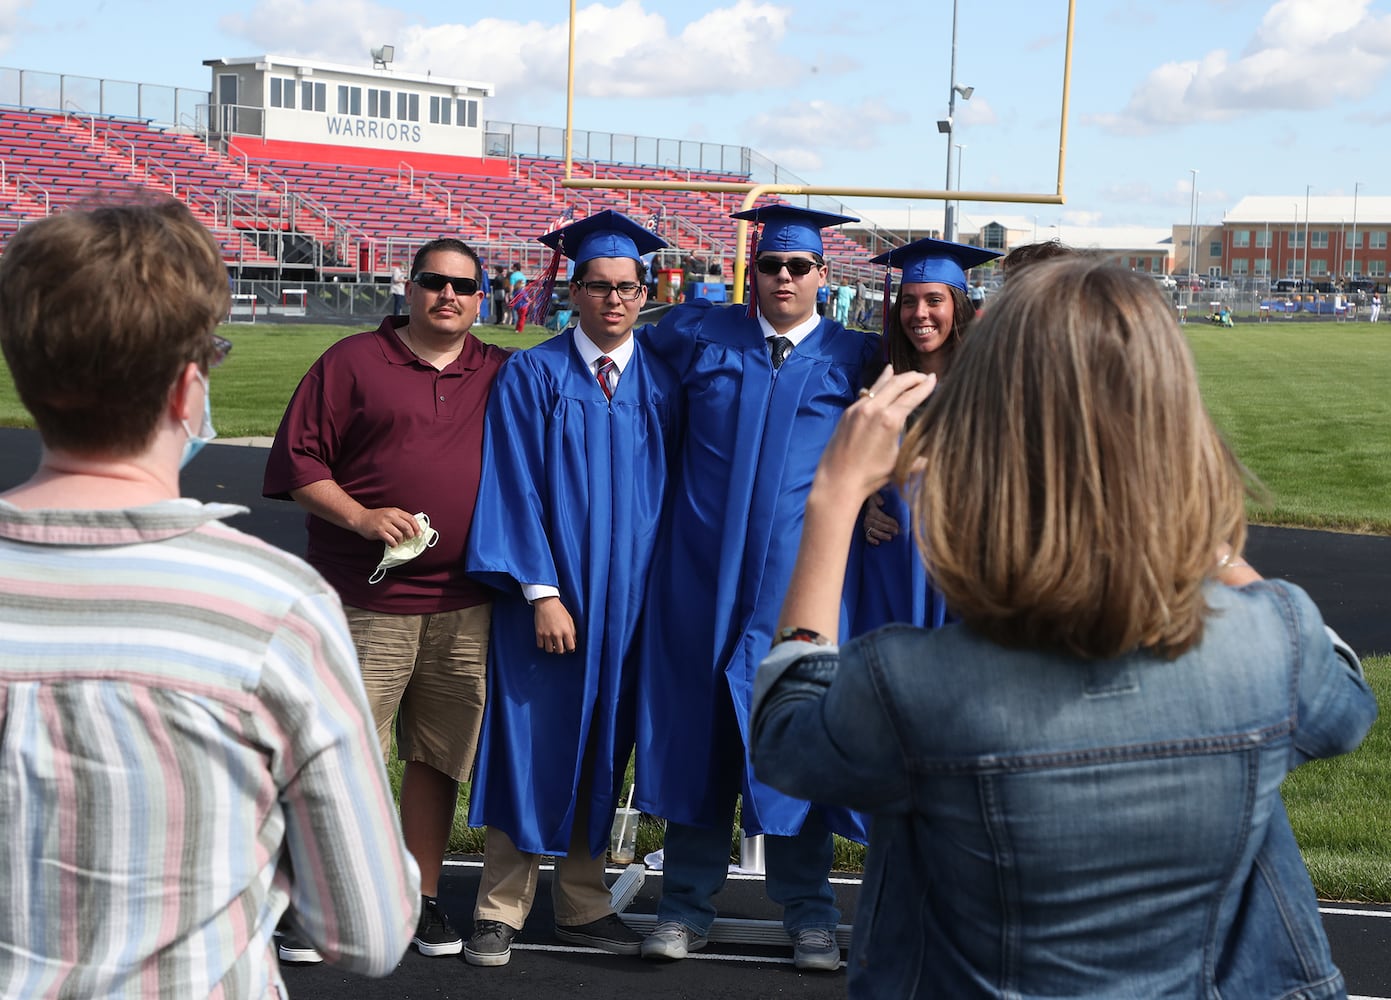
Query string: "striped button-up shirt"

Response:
xmin=0 ymin=500 xmax=420 ymax=999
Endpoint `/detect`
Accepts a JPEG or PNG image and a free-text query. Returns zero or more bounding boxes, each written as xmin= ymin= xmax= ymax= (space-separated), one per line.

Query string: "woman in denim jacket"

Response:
xmin=751 ymin=259 xmax=1378 ymax=999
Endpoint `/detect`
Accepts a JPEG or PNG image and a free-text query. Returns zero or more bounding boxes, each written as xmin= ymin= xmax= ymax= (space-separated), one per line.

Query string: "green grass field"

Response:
xmin=6 ymin=318 xmax=1385 ymax=531
xmin=1184 ymin=322 xmax=1391 ymax=533
xmin=2 ymin=317 xmax=1386 ymax=899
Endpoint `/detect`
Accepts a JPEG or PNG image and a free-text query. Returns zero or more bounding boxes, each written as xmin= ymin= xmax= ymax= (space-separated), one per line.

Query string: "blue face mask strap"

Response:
xmin=179 ymin=371 xmax=216 ymax=469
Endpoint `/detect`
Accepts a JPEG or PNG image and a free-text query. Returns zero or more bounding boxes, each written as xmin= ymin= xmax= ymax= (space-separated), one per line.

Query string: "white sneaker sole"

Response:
xmin=640 ymin=936 xmax=707 ymax=961
xmin=794 ymin=951 xmax=841 ymax=971
xmin=463 ymin=944 xmax=511 ymax=966
xmin=414 ymin=937 xmax=464 ymax=957
xmin=277 ymin=945 xmax=323 ymax=964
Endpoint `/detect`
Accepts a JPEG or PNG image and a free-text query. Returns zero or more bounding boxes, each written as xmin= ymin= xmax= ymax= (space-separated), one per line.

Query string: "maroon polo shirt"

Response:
xmin=263 ymin=316 xmax=510 ymax=614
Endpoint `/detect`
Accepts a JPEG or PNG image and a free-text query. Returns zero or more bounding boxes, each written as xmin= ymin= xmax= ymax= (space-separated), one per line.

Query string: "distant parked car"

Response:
xmin=1149 ymin=272 xmax=1177 ymax=290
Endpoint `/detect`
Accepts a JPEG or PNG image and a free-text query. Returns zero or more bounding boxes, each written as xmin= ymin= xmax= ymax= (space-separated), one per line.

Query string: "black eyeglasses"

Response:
xmin=755 ymin=257 xmax=822 ymax=277
xmin=576 ymin=280 xmax=645 ymax=301
xmin=413 ymin=271 xmax=480 ymax=296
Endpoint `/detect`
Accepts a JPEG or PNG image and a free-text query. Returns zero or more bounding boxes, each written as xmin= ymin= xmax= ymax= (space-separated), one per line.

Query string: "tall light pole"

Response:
xmin=954 ymin=144 xmax=965 ymax=235
xmin=1292 ymin=201 xmax=1299 ymax=284
xmin=940 ymin=0 xmax=972 ymax=242
xmin=1304 ymin=184 xmax=1312 ymax=288
xmin=1351 ymin=181 xmax=1361 ymax=282
xmin=1188 ymin=168 xmax=1199 ymax=278
xmin=1263 ymin=220 xmax=1270 ymax=286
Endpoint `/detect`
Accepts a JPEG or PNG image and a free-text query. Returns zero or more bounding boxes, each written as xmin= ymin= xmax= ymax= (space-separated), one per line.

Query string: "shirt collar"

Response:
xmin=573 ymin=325 xmax=635 ymax=373
xmin=756 ymin=309 xmax=821 ymax=348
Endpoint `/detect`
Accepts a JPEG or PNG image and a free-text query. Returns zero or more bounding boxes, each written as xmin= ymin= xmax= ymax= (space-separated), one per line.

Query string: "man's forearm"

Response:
xmin=290 ymin=479 xmax=366 ymax=534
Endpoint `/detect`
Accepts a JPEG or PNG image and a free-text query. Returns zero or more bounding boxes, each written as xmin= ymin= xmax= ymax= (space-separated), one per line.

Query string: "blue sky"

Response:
xmin=2 ymin=0 xmax=1389 ymax=232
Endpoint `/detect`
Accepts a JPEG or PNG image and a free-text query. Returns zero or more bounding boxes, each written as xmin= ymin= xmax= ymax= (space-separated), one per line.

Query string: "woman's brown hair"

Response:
xmin=898 ymin=259 xmax=1248 ymax=659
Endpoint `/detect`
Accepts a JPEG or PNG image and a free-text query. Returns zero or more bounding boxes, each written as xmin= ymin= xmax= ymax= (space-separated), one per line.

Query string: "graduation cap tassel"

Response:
xmin=745 ymin=223 xmax=761 ymax=319
xmin=516 ymin=247 xmax=563 ymax=331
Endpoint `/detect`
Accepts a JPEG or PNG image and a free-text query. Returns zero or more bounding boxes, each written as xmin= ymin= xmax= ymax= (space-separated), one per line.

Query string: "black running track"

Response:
xmin=1 ymin=429 xmax=1386 ymax=999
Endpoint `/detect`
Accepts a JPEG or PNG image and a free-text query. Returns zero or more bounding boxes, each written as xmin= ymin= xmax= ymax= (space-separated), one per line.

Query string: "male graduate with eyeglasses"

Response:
xmin=460 ymin=210 xmax=682 ymax=965
xmin=633 ymin=205 xmax=879 ymax=971
xmin=264 ymin=238 xmax=510 ymax=962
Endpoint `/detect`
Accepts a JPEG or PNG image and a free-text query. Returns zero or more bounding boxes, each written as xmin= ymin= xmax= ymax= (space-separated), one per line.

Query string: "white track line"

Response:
xmin=509 ymin=942 xmax=836 ymax=967
xmin=447 ymin=859 xmax=1391 ymax=908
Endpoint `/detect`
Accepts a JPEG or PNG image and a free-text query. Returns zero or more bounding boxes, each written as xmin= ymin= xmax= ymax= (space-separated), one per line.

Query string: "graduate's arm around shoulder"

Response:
xmin=637 ymin=298 xmax=715 ymax=377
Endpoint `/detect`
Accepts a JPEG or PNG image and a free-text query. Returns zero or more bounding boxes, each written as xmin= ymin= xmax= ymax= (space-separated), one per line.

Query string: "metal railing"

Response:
xmin=1 ymin=66 xmax=206 ymax=128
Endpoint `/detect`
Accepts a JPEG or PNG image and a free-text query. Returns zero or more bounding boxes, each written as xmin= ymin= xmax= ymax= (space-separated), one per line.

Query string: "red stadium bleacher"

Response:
xmin=2 ymin=105 xmax=872 ymax=282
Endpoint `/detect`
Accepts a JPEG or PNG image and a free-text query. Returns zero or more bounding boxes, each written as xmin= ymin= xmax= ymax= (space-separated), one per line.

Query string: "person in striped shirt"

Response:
xmin=0 ymin=198 xmax=421 ymax=998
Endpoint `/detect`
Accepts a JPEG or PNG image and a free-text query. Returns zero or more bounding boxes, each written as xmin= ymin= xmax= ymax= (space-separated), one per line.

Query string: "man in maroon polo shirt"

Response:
xmin=264 ymin=238 xmax=510 ymax=960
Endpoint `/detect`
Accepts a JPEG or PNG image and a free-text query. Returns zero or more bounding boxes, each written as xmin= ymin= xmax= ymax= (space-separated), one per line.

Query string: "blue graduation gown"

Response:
xmin=466 ymin=330 xmax=681 ymax=856
xmin=634 ymin=300 xmax=879 ymax=840
xmin=846 ymin=484 xmax=951 ymax=636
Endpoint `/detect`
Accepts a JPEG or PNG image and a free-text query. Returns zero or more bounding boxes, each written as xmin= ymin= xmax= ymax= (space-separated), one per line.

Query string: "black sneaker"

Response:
xmin=413 ymin=896 xmax=463 ymax=957
xmin=276 ymin=932 xmax=323 ymax=964
xmin=464 ymin=919 xmax=517 ymax=967
xmin=554 ymin=913 xmax=642 ymax=955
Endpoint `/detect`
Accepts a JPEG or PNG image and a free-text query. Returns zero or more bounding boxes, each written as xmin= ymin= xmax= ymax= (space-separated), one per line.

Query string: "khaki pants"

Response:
xmin=474 ymin=773 xmax=613 ymax=930
xmin=343 ymin=603 xmax=489 ymax=781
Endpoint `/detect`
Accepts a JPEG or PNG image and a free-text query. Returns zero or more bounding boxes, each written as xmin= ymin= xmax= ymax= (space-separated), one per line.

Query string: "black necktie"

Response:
xmin=768 ymin=336 xmax=793 ymax=369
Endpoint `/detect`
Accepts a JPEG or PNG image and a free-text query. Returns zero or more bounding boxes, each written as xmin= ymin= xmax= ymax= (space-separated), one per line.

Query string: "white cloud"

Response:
xmin=740 ymin=96 xmax=895 ymax=179
xmin=955 ymin=96 xmax=998 ymax=128
xmin=219 ymin=0 xmax=405 ymax=63
xmin=759 ymin=145 xmax=823 ymax=174
xmin=0 ymin=0 xmax=33 ymax=54
xmin=1088 ymin=0 xmax=1391 ymax=135
xmin=221 ymin=0 xmax=804 ymax=102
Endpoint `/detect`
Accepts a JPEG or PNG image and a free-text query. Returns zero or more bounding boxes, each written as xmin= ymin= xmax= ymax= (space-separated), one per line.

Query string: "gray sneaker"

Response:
xmin=792 ymin=927 xmax=841 ymax=971
xmin=554 ymin=913 xmax=642 ymax=955
xmin=464 ymin=920 xmax=517 ymax=967
xmin=640 ymin=920 xmax=707 ymax=961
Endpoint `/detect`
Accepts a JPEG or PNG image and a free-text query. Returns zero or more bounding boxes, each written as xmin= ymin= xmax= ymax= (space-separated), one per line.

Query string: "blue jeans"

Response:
xmin=659 ymin=808 xmax=839 ymax=936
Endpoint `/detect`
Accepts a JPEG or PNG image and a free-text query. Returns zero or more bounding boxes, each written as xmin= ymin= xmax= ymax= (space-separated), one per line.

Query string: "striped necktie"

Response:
xmin=768 ymin=336 xmax=793 ymax=369
xmin=596 ymin=355 xmax=618 ymax=399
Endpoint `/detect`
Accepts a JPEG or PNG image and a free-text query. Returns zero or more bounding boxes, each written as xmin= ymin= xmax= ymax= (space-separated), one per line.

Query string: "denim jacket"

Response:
xmin=751 ymin=580 xmax=1377 ymax=999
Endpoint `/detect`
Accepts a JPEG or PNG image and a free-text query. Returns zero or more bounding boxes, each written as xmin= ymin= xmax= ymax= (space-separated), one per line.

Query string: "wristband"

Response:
xmin=772 ymin=627 xmax=833 ymax=647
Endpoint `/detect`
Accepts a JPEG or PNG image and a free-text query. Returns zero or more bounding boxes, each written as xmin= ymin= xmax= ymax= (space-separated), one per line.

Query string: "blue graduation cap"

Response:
xmin=538 ymin=209 xmax=667 ymax=263
xmin=870 ymin=237 xmax=1002 ymax=292
xmin=731 ymin=204 xmax=858 ymax=256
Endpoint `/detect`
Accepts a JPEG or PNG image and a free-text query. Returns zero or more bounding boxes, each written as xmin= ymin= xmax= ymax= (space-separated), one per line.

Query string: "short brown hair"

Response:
xmin=1000 ymin=239 xmax=1082 ymax=279
xmin=899 ymin=259 xmax=1247 ymax=659
xmin=0 ymin=198 xmax=230 ymax=457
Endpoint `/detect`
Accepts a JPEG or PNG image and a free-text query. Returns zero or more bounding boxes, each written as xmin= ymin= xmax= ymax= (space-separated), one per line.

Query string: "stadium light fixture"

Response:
xmin=372 ymin=45 xmax=395 ymax=69
xmin=954 ymin=85 xmax=974 ymax=100
xmin=936 ymin=119 xmax=952 ymax=134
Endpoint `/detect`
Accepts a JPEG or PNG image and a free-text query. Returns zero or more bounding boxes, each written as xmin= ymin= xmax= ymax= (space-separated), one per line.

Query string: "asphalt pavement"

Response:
xmin=1 ymin=428 xmax=1387 ymax=999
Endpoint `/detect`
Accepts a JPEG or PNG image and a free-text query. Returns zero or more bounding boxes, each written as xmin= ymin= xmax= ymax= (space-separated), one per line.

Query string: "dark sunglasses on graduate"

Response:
xmin=755 ymin=257 xmax=822 ymax=277
xmin=413 ymin=271 xmax=480 ymax=296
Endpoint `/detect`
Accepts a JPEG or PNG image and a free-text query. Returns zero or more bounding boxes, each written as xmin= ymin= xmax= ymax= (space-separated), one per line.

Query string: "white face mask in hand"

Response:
xmin=368 ymin=513 xmax=439 ymax=584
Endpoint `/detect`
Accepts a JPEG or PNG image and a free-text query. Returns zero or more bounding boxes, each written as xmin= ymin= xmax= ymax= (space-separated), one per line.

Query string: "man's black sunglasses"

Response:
xmin=413 ymin=271 xmax=480 ymax=295
xmin=755 ymin=257 xmax=822 ymax=277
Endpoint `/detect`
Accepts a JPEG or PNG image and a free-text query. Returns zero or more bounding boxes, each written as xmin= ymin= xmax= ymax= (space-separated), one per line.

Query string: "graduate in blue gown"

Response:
xmin=633 ymin=205 xmax=880 ymax=969
xmin=464 ymin=210 xmax=681 ymax=963
xmin=847 ymin=237 xmax=1001 ymax=637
